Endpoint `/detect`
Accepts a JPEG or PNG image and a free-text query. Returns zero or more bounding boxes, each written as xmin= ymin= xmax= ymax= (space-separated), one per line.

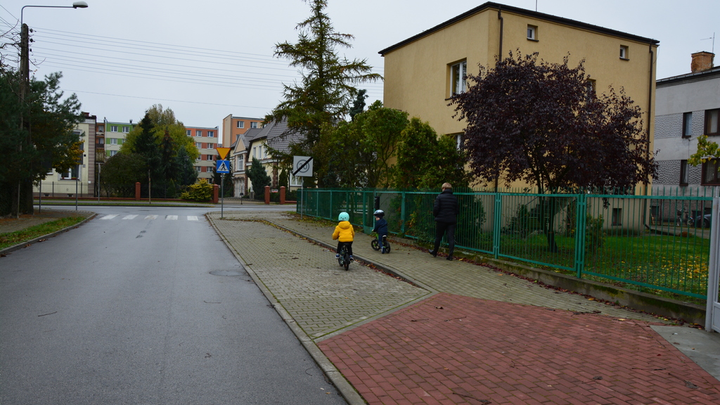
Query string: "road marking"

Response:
xmin=144 ymin=215 xmax=158 ymax=220
xmin=122 ymin=215 xmax=137 ymax=220
xmin=99 ymin=215 xmax=117 ymax=220
xmin=166 ymin=215 xmax=178 ymax=220
xmin=188 ymin=216 xmax=199 ymax=221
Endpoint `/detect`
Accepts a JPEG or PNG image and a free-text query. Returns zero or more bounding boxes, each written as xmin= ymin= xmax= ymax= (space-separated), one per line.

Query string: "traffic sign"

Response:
xmin=216 ymin=147 xmax=231 ymax=160
xmin=216 ymin=160 xmax=230 ymax=173
xmin=292 ymin=156 xmax=313 ymax=177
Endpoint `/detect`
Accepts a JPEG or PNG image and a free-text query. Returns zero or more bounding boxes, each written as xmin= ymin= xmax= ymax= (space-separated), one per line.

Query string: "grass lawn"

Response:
xmin=0 ymin=216 xmax=87 ymax=250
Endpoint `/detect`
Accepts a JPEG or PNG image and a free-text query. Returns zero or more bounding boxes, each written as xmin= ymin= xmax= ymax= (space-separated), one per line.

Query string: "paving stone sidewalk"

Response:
xmin=209 ymin=211 xmax=720 ymax=405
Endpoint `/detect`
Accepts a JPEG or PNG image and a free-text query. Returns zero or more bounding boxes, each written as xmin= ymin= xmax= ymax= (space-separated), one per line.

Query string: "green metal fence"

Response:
xmin=298 ymin=188 xmax=714 ymax=299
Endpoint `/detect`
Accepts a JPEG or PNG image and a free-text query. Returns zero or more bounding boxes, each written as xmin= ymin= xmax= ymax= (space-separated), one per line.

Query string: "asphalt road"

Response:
xmin=0 ymin=206 xmax=345 ymax=404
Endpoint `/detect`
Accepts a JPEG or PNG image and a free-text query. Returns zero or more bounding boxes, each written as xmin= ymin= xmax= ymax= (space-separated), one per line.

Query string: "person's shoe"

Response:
xmin=429 ymin=250 xmax=437 ymax=257
xmin=381 ymin=248 xmax=385 ymax=254
xmin=335 ymin=254 xmax=340 ymax=258
xmin=446 ymin=256 xmax=453 ymax=261
xmin=349 ymin=255 xmax=354 ymax=261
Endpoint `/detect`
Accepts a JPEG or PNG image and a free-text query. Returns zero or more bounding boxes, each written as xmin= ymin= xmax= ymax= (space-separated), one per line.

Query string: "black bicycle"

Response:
xmin=337 ymin=244 xmax=351 ymax=270
xmin=371 ymin=234 xmax=391 ymax=254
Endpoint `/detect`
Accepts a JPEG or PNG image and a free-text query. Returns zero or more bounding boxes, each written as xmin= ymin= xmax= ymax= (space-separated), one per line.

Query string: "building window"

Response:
xmin=682 ymin=112 xmax=692 ymax=138
xmin=702 ymin=159 xmax=720 ymax=185
xmin=449 ymin=60 xmax=467 ymax=96
xmin=109 ymin=138 xmax=117 ymax=145
xmin=237 ymin=121 xmax=244 ymax=129
xmin=251 ymin=122 xmax=258 ymax=129
xmin=208 ymin=130 xmax=214 ymax=137
xmin=98 ymin=138 xmax=104 ymax=145
xmin=60 ymin=166 xmax=79 ymax=179
xmin=706 ymin=109 xmax=720 ymax=136
xmin=619 ymin=45 xmax=629 ymax=60
xmin=527 ymin=25 xmax=538 ymax=41
xmin=186 ymin=130 xmax=191 ymax=136
xmin=611 ymin=208 xmax=622 ymax=226
xmin=122 ymin=126 xmax=129 ymax=133
xmin=680 ymin=160 xmax=689 ymax=186
xmin=196 ymin=142 xmax=202 ymax=148
xmin=111 ymin=125 xmax=118 ymax=132
xmin=586 ymin=79 xmax=596 ymax=100
xmin=108 ymin=150 xmax=118 ymax=157
xmin=195 ymin=130 xmax=201 ymax=137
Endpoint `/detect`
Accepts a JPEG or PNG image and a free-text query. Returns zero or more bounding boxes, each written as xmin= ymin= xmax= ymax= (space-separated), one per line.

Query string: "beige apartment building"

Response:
xmin=220 ymin=114 xmax=264 ymax=149
xmin=186 ymin=126 xmax=219 ymax=181
xmin=380 ymin=2 xmax=659 ymax=190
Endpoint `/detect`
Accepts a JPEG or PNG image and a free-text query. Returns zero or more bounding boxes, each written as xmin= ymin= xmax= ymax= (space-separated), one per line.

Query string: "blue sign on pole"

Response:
xmin=216 ymin=160 xmax=230 ymax=174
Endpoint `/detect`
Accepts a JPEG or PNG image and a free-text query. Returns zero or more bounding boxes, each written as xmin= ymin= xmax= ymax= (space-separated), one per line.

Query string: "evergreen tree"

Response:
xmin=247 ymin=158 xmax=271 ymax=199
xmin=267 ymin=0 xmax=381 ymax=185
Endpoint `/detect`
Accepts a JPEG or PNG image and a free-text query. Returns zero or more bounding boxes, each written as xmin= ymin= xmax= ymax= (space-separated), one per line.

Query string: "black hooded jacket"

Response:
xmin=433 ymin=189 xmax=458 ymax=223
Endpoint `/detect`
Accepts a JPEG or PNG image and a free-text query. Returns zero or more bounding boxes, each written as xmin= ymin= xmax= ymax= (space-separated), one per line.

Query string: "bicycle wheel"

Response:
xmin=384 ymin=241 xmax=391 ymax=254
xmin=371 ymin=239 xmax=380 ymax=251
xmin=343 ymin=251 xmax=350 ymax=271
xmin=337 ymin=247 xmax=345 ymax=267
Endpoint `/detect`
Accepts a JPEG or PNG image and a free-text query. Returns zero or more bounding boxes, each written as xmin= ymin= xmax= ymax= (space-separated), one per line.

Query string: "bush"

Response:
xmin=180 ymin=180 xmax=213 ymax=202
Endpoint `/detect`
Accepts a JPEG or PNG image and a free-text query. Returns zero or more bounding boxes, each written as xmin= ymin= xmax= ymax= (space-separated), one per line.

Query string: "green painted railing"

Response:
xmin=298 ymin=188 xmax=714 ymax=299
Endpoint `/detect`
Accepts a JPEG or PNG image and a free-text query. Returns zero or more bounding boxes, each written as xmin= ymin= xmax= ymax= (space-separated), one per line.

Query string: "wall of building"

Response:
xmin=381 ymin=5 xmax=657 ymax=162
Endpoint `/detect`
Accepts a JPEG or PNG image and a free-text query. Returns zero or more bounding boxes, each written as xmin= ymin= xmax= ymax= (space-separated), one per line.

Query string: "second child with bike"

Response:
xmin=372 ymin=209 xmax=388 ymax=254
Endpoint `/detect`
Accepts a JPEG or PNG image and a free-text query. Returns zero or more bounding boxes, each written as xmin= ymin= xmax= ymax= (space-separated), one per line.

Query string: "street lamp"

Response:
xmin=16 ymin=2 xmax=88 ymax=218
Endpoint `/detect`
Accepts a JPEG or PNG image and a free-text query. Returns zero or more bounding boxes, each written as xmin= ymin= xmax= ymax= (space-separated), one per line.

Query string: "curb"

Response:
xmin=0 ymin=212 xmax=96 ymax=256
xmin=206 ymin=214 xmax=366 ymax=405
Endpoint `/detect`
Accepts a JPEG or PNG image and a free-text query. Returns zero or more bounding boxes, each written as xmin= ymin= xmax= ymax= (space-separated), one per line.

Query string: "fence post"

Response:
xmin=401 ymin=192 xmax=406 ymax=234
xmin=493 ymin=192 xmax=502 ymax=259
xmin=574 ymin=193 xmax=587 ymax=278
xmin=264 ymin=185 xmax=270 ymax=204
xmin=280 ymin=186 xmax=286 ymax=204
xmin=135 ymin=182 xmax=141 ymax=200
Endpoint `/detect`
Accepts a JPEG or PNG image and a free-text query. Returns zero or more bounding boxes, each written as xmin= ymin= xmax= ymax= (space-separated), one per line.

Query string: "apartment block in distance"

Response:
xmin=186 ymin=126 xmax=219 ymax=181
xmin=221 ymin=115 xmax=264 ymax=149
xmin=34 ymin=112 xmax=98 ymax=197
xmin=104 ymin=120 xmax=135 ymax=158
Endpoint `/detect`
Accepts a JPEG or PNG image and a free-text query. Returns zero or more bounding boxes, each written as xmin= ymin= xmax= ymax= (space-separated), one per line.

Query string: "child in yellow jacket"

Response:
xmin=332 ymin=212 xmax=355 ymax=260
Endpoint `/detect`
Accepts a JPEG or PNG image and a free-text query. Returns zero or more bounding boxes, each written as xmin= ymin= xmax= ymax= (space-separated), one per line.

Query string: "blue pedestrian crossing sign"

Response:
xmin=216 ymin=160 xmax=230 ymax=174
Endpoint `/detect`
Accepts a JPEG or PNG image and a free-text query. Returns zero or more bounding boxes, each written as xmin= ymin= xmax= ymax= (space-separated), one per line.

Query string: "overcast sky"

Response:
xmin=1 ymin=0 xmax=718 ymax=140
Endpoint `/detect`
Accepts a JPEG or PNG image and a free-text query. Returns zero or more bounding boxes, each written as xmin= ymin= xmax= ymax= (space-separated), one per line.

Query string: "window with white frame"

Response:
xmin=290 ymin=173 xmax=302 ymax=186
xmin=196 ymin=142 xmax=202 ymax=149
xmin=108 ymin=150 xmax=118 ymax=157
xmin=111 ymin=125 xmax=118 ymax=132
xmin=527 ymin=25 xmax=538 ymax=40
xmin=251 ymin=122 xmax=258 ymax=129
xmin=122 ymin=126 xmax=129 ymax=133
xmin=186 ymin=130 xmax=191 ymax=136
xmin=208 ymin=130 xmax=214 ymax=137
xmin=237 ymin=121 xmax=244 ymax=128
xmin=60 ymin=166 xmax=79 ymax=180
xmin=196 ymin=130 xmax=202 ymax=137
xmin=619 ymin=45 xmax=629 ymax=60
xmin=450 ymin=60 xmax=467 ymax=96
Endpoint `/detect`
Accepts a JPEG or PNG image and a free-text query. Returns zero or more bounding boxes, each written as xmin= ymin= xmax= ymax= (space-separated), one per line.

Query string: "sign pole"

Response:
xmin=221 ymin=173 xmax=225 ymax=219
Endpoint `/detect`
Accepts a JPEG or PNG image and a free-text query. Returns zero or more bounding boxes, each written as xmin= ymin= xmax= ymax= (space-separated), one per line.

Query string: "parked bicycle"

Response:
xmin=371 ymin=234 xmax=391 ymax=254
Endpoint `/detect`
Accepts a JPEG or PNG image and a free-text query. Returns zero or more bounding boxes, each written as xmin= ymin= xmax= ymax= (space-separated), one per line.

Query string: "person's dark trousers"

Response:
xmin=433 ymin=221 xmax=456 ymax=257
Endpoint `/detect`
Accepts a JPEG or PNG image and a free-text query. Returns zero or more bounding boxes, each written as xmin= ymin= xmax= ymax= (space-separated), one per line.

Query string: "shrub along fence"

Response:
xmin=298 ymin=188 xmax=715 ymax=300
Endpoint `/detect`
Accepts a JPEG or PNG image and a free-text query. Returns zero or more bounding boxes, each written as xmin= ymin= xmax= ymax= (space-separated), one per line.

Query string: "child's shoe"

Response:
xmin=335 ymin=254 xmax=340 ymax=258
xmin=349 ymin=255 xmax=354 ymax=261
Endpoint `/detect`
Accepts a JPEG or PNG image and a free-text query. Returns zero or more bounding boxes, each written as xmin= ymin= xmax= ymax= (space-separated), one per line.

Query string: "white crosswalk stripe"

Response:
xmin=97 ymin=214 xmax=202 ymax=221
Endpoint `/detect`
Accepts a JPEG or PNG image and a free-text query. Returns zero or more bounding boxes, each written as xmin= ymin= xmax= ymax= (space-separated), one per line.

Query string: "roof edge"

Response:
xmin=379 ymin=1 xmax=659 ymax=56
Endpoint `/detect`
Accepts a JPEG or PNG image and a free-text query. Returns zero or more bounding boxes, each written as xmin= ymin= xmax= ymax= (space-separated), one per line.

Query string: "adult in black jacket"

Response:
xmin=430 ymin=182 xmax=459 ymax=261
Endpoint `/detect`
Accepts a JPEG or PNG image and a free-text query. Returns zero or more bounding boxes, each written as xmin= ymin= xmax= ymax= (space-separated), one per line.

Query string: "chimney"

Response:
xmin=691 ymin=51 xmax=714 ymax=73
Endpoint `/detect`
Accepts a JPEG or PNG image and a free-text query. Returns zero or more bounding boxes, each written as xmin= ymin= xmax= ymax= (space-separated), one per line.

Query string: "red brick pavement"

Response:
xmin=319 ymin=293 xmax=720 ymax=405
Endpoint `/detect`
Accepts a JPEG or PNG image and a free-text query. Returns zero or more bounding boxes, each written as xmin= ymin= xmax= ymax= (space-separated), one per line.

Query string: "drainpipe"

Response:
xmin=643 ymin=45 xmax=655 ymax=226
xmin=495 ymin=6 xmax=504 ymax=192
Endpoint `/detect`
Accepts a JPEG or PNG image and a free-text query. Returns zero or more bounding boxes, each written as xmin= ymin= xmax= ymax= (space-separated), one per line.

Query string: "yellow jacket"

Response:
xmin=332 ymin=221 xmax=355 ymax=242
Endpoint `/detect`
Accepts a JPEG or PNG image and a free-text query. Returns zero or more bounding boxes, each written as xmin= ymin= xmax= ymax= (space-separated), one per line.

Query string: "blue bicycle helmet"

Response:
xmin=338 ymin=212 xmax=350 ymax=221
xmin=374 ymin=209 xmax=385 ymax=218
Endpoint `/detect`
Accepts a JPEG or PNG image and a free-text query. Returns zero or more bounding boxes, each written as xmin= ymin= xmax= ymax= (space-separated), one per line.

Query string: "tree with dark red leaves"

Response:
xmin=450 ymin=52 xmax=657 ymax=251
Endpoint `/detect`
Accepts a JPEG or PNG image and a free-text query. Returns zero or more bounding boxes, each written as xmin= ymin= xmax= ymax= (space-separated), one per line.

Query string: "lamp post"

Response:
xmin=17 ymin=2 xmax=88 ymax=217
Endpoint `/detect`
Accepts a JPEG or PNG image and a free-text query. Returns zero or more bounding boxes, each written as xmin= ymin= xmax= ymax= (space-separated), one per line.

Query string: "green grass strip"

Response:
xmin=0 ymin=217 xmax=86 ymax=250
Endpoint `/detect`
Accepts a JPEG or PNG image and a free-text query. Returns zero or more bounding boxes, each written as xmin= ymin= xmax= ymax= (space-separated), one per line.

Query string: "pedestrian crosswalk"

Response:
xmin=98 ymin=214 xmax=202 ymax=221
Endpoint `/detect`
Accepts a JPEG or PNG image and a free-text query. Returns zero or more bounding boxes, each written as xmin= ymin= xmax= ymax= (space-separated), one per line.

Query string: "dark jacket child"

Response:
xmin=372 ymin=209 xmax=388 ymax=253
